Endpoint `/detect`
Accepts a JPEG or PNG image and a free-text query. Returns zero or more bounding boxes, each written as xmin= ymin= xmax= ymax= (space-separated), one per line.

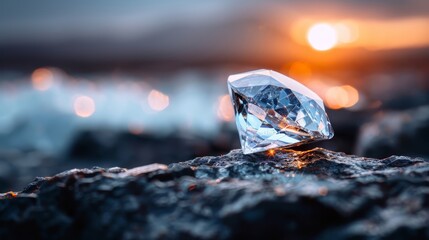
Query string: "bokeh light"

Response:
xmin=128 ymin=123 xmax=144 ymax=135
xmin=74 ymin=96 xmax=96 ymax=118
xmin=217 ymin=95 xmax=234 ymax=122
xmin=325 ymin=85 xmax=359 ymax=109
xmin=31 ymin=68 xmax=54 ymax=91
xmin=307 ymin=23 xmax=338 ymax=51
xmin=148 ymin=89 xmax=169 ymax=111
xmin=341 ymin=85 xmax=359 ymax=108
xmin=334 ymin=22 xmax=359 ymax=44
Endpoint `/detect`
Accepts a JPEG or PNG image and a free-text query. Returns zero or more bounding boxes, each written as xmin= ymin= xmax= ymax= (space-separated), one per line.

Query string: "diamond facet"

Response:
xmin=228 ymin=69 xmax=334 ymax=154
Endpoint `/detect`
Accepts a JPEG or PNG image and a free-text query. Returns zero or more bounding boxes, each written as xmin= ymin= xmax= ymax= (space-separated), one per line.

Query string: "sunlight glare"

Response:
xmin=307 ymin=23 xmax=338 ymax=51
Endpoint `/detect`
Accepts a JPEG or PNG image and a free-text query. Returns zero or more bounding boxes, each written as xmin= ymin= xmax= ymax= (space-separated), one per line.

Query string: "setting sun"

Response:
xmin=307 ymin=23 xmax=338 ymax=51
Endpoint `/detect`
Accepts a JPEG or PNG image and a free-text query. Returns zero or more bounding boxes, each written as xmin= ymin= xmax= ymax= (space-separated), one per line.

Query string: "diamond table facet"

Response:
xmin=228 ymin=69 xmax=334 ymax=154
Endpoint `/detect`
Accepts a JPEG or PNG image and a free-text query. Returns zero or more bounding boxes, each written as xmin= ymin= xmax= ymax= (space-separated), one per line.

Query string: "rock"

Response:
xmin=0 ymin=148 xmax=428 ymax=239
xmin=0 ymin=128 xmax=239 ymax=193
xmin=0 ymin=149 xmax=57 ymax=192
xmin=356 ymin=106 xmax=429 ymax=158
xmin=67 ymin=129 xmax=238 ymax=167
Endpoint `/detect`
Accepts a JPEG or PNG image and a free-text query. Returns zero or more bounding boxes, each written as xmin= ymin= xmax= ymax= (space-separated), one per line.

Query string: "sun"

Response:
xmin=307 ymin=23 xmax=338 ymax=51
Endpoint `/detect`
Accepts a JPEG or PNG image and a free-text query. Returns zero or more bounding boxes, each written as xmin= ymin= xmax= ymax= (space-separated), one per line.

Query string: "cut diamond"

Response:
xmin=228 ymin=69 xmax=334 ymax=154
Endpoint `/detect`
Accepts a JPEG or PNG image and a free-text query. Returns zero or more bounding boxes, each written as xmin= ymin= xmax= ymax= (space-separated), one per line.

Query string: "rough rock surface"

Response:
xmin=0 ymin=148 xmax=428 ymax=240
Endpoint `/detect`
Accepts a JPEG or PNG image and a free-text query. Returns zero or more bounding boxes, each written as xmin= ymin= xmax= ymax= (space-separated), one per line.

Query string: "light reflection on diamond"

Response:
xmin=228 ymin=69 xmax=334 ymax=154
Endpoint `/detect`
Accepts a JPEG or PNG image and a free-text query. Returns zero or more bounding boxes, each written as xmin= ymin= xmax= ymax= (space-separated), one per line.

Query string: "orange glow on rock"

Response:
xmin=31 ymin=68 xmax=53 ymax=91
xmin=188 ymin=184 xmax=197 ymax=191
xmin=296 ymin=161 xmax=305 ymax=169
xmin=74 ymin=96 xmax=96 ymax=118
xmin=217 ymin=95 xmax=234 ymax=122
xmin=6 ymin=191 xmax=18 ymax=198
xmin=266 ymin=149 xmax=276 ymax=157
xmin=148 ymin=90 xmax=169 ymax=111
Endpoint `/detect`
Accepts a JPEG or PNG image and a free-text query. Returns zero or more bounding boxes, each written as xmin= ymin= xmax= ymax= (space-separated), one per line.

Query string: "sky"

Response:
xmin=1 ymin=0 xmax=428 ymax=65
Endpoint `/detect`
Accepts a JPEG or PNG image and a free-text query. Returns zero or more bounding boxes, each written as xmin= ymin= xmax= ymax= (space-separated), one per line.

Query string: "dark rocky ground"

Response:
xmin=356 ymin=106 xmax=429 ymax=158
xmin=0 ymin=128 xmax=240 ymax=192
xmin=0 ymin=148 xmax=428 ymax=240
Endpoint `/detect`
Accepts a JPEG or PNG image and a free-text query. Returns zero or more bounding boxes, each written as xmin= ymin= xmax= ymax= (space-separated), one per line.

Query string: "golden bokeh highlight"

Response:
xmin=31 ymin=68 xmax=54 ymax=91
xmin=325 ymin=86 xmax=348 ymax=109
xmin=325 ymin=85 xmax=359 ymax=109
xmin=217 ymin=94 xmax=234 ymax=122
xmin=148 ymin=89 xmax=169 ymax=111
xmin=74 ymin=96 xmax=96 ymax=118
xmin=341 ymin=85 xmax=359 ymax=108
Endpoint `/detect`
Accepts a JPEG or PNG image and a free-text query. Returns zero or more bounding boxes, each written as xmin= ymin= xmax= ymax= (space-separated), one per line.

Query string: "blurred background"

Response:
xmin=1 ymin=0 xmax=428 ymax=191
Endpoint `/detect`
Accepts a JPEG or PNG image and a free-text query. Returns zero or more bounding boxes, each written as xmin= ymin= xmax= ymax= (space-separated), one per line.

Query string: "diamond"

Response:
xmin=228 ymin=69 xmax=334 ymax=154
